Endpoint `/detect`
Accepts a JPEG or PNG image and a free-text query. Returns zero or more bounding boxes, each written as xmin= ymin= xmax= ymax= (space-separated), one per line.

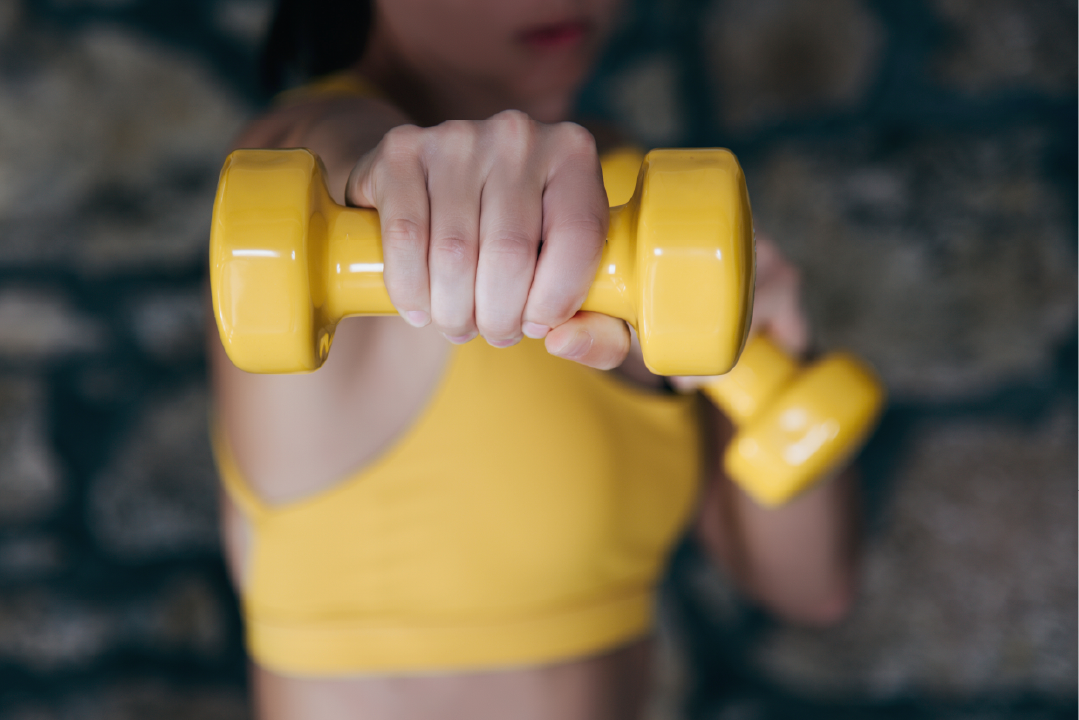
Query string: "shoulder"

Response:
xmin=234 ymin=92 xmax=408 ymax=152
xmin=230 ymin=77 xmax=411 ymax=203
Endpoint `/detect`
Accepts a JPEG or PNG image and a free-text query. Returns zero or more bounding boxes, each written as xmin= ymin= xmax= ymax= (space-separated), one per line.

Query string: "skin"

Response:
xmin=212 ymin=1 xmax=861 ymax=717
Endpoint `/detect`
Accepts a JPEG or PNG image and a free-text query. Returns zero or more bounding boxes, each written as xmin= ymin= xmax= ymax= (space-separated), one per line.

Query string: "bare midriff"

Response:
xmin=250 ymin=639 xmax=652 ymax=720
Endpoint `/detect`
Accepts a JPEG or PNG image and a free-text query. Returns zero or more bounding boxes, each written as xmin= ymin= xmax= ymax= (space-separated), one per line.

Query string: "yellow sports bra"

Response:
xmin=273 ymin=70 xmax=385 ymax=106
xmin=217 ymin=338 xmax=701 ymax=675
xmin=214 ymin=73 xmax=704 ymax=676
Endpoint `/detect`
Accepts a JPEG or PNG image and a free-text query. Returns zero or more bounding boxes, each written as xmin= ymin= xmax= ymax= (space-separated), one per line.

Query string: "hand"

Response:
xmin=672 ymin=232 xmax=809 ymax=390
xmin=346 ymin=110 xmax=631 ymax=369
xmin=747 ymin=232 xmax=809 ymax=356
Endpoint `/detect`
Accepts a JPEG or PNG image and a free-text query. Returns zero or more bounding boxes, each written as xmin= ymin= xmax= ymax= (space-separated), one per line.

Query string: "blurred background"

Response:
xmin=0 ymin=0 xmax=1074 ymax=717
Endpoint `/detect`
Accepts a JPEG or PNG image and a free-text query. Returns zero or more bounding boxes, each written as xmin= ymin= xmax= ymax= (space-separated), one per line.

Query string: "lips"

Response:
xmin=517 ymin=19 xmax=591 ymax=50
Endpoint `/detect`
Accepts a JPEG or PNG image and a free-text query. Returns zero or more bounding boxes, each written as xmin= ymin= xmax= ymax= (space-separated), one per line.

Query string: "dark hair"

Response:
xmin=261 ymin=0 xmax=373 ymax=94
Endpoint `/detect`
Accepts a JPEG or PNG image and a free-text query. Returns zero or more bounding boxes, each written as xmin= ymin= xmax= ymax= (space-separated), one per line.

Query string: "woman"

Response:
xmin=211 ymin=1 xmax=859 ymax=717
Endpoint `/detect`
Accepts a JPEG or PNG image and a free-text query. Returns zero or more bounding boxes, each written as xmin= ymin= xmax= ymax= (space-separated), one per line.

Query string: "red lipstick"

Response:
xmin=518 ymin=20 xmax=590 ymax=51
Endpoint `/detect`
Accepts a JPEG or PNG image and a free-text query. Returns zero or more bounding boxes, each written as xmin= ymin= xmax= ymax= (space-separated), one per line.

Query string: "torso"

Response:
xmin=214 ymin=318 xmax=694 ymax=720
xmin=211 ymin=70 xmax=686 ymax=720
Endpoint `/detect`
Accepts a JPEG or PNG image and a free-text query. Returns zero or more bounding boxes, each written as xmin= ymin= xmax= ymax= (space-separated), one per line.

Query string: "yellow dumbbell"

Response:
xmin=703 ymin=336 xmax=884 ymax=506
xmin=602 ymin=149 xmax=885 ymax=507
xmin=210 ymin=147 xmax=754 ymax=376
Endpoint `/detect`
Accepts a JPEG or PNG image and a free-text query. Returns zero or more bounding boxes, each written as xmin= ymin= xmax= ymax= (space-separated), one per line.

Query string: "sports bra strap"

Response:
xmin=274 ymin=70 xmax=385 ymax=106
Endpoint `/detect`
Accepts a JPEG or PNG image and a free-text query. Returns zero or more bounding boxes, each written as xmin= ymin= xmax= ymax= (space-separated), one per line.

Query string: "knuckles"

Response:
xmin=378 ymin=124 xmax=424 ymax=161
xmin=483 ymin=228 xmax=537 ymax=263
xmin=429 ymin=119 xmax=479 ymax=162
xmin=381 ymin=216 xmax=426 ymax=248
xmin=428 ymin=232 xmax=475 ymax=268
xmin=486 ymin=110 xmax=538 ymax=164
xmin=489 ymin=108 xmax=533 ymax=132
xmin=376 ymin=114 xmax=600 ymax=184
xmin=550 ymin=122 xmax=599 ymax=161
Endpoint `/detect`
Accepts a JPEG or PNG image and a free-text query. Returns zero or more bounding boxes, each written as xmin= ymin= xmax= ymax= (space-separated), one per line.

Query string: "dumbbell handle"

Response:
xmin=704 ymin=335 xmax=798 ymax=423
xmin=292 ymin=189 xmax=642 ymax=331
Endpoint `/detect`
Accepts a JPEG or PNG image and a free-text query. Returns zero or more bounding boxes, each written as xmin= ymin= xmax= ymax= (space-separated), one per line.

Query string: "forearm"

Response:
xmin=695 ymin=410 xmax=861 ymax=625
xmin=211 ymin=96 xmax=416 ymax=498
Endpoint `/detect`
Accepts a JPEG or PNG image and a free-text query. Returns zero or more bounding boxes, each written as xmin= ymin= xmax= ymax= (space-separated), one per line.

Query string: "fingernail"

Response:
xmin=443 ymin=331 xmax=477 ymax=345
xmin=548 ymin=330 xmax=593 ymax=360
xmin=403 ymin=310 xmax=430 ymax=328
xmin=487 ymin=335 xmax=522 ymax=349
xmin=522 ymin=322 xmax=550 ymax=339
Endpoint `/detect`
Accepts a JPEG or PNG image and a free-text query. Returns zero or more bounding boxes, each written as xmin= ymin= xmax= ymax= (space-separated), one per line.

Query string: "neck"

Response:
xmin=356 ymin=19 xmax=573 ymax=125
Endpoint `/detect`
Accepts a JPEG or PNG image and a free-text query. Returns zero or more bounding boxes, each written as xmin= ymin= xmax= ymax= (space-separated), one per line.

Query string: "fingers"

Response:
xmin=751 ymin=233 xmax=809 ymax=357
xmin=546 ymin=312 xmax=631 ymax=370
xmin=523 ymin=124 xmax=608 ymax=335
xmin=475 ymin=114 xmax=543 ymax=346
xmin=347 ymin=126 xmax=432 ymax=328
xmin=426 ymin=122 xmax=483 ymax=341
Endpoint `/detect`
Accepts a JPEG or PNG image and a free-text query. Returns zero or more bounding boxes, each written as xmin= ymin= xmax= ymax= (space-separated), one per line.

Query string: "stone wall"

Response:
xmin=1 ymin=1 xmax=1075 ymax=718
xmin=1 ymin=2 xmax=251 ymax=717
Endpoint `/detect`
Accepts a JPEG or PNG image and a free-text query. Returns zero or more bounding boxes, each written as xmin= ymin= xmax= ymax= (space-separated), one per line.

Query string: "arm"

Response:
xmin=696 ymin=430 xmax=860 ymax=625
xmin=692 ymin=235 xmax=861 ymax=625
xmin=210 ymin=94 xmax=426 ymax=504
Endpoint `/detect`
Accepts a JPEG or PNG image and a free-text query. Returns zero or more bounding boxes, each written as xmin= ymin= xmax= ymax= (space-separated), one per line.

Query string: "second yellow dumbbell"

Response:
xmin=705 ymin=336 xmax=884 ymax=506
xmin=602 ymin=149 xmax=885 ymax=507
